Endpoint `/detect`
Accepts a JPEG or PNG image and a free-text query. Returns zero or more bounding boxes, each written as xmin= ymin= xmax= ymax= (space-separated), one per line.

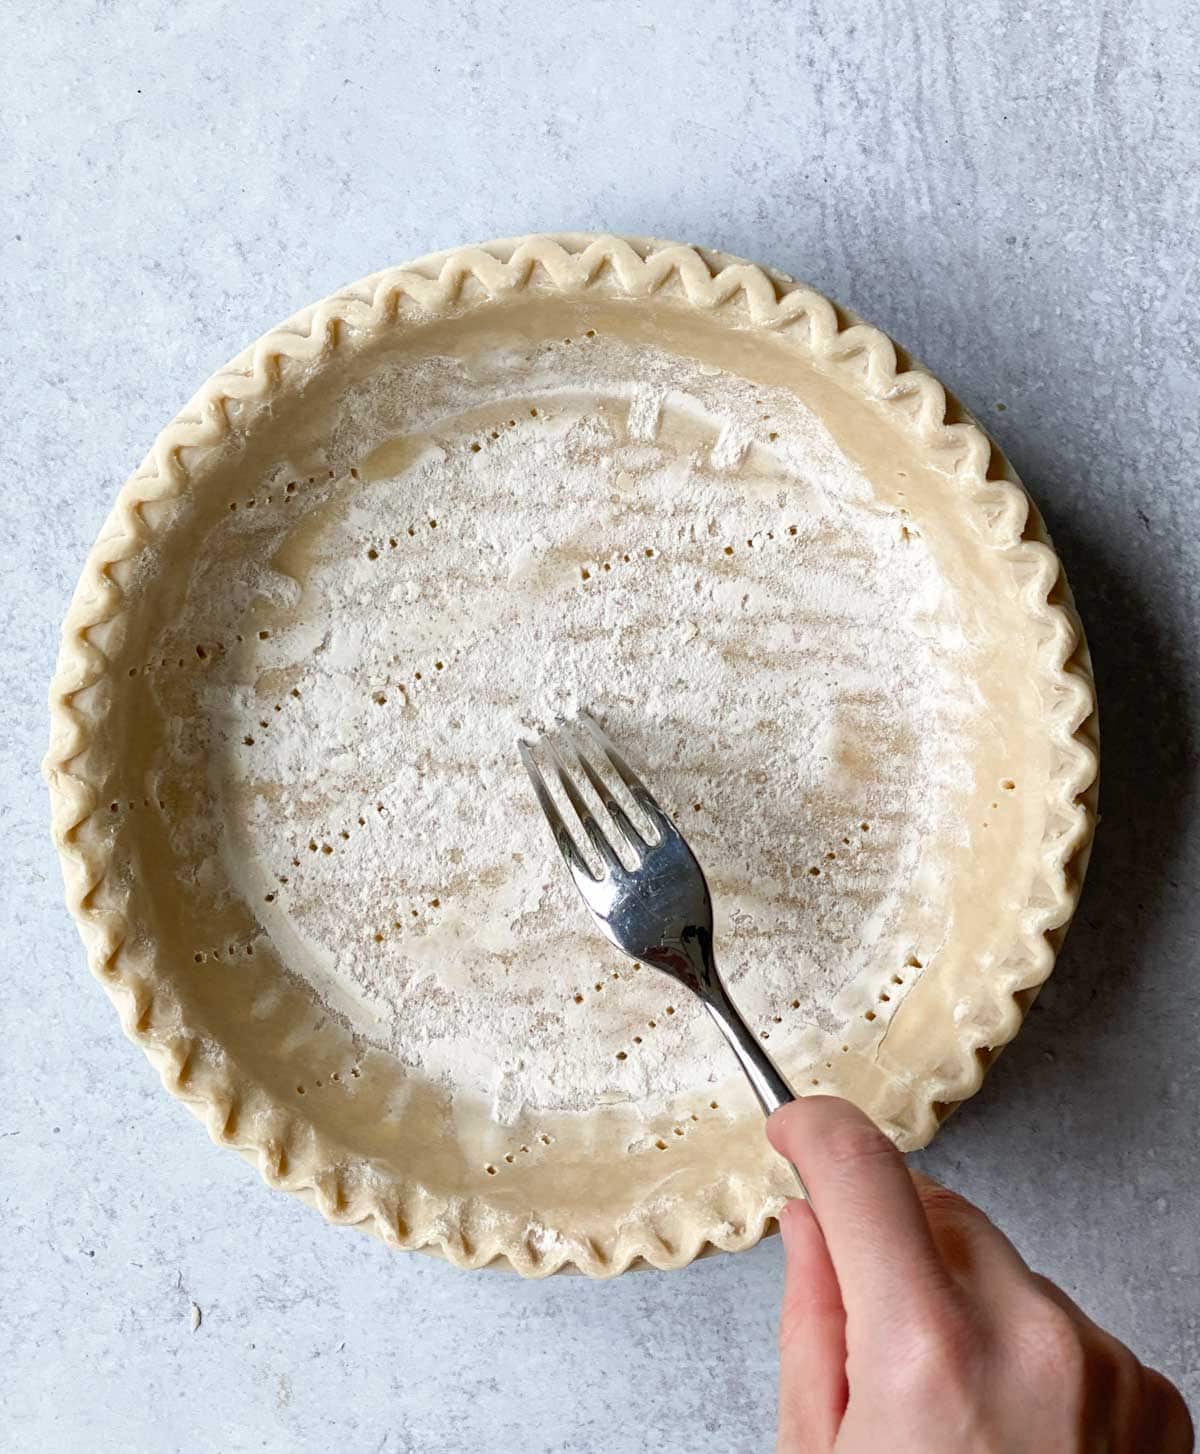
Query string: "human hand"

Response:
xmin=767 ymin=1097 xmax=1193 ymax=1453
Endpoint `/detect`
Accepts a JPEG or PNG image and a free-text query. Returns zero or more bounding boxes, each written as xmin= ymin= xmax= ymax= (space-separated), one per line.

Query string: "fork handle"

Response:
xmin=702 ymin=986 xmax=814 ymax=1207
xmin=703 ymin=994 xmax=795 ymax=1114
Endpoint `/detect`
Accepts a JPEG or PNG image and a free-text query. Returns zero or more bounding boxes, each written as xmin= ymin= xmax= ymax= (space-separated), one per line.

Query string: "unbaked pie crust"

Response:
xmin=45 ymin=235 xmax=1098 ymax=1275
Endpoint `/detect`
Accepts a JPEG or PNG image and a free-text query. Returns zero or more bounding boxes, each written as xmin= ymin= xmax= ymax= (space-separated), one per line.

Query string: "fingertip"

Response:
xmin=777 ymin=1196 xmax=816 ymax=1253
xmin=766 ymin=1094 xmax=845 ymax=1156
xmin=765 ymin=1101 xmax=800 ymax=1155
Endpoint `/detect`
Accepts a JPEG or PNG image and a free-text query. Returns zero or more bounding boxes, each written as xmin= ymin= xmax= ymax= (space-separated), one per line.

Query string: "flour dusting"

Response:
xmin=155 ymin=334 xmax=976 ymax=1122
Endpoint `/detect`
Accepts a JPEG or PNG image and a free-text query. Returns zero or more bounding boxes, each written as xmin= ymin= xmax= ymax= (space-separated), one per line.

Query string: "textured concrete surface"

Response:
xmin=3 ymin=1 xmax=1198 ymax=1449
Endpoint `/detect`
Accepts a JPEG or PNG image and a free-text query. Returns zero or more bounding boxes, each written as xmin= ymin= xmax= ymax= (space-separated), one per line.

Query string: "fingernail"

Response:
xmin=778 ymin=1200 xmax=804 ymax=1251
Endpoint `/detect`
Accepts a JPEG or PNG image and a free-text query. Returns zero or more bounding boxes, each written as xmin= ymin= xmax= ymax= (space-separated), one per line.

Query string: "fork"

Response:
xmin=518 ymin=710 xmax=807 ymax=1199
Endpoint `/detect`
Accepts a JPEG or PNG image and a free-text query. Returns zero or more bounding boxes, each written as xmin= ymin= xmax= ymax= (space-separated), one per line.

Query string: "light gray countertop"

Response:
xmin=3 ymin=2 xmax=1197 ymax=1449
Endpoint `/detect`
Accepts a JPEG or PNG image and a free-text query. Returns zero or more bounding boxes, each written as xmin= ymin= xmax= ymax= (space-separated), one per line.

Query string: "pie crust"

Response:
xmin=45 ymin=234 xmax=1098 ymax=1275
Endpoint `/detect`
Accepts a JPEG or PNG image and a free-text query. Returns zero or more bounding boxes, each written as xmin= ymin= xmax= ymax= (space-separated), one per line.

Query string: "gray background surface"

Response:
xmin=3 ymin=1 xmax=1198 ymax=1449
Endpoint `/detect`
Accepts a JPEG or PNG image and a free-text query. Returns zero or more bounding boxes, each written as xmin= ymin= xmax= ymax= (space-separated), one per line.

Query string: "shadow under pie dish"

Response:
xmin=45 ymin=234 xmax=1098 ymax=1276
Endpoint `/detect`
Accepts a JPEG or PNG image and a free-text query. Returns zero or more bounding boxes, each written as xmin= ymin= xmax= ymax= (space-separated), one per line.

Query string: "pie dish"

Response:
xmin=45 ymin=233 xmax=1098 ymax=1276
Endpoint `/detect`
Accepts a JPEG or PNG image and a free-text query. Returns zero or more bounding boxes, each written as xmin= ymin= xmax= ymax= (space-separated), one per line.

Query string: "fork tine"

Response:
xmin=517 ymin=738 xmax=599 ymax=883
xmin=576 ymin=710 xmax=672 ymax=838
xmin=559 ymin=723 xmax=650 ymax=854
xmin=544 ymin=737 xmax=627 ymax=875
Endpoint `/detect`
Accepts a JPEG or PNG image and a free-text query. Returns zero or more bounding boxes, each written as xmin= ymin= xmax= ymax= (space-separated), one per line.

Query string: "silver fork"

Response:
xmin=518 ymin=710 xmax=807 ymax=1199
